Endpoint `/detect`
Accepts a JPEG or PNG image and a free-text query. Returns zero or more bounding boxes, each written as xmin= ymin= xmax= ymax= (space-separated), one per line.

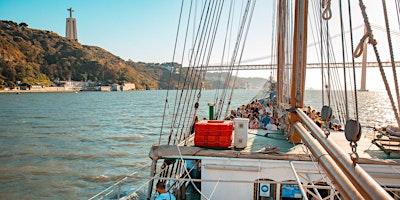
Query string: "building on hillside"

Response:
xmin=121 ymin=83 xmax=136 ymax=91
xmin=110 ymin=84 xmax=119 ymax=91
xmin=58 ymin=80 xmax=86 ymax=91
xmin=66 ymin=7 xmax=78 ymax=41
xmin=31 ymin=85 xmax=46 ymax=91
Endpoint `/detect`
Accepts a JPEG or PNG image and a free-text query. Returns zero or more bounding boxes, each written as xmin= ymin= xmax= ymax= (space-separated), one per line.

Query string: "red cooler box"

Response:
xmin=194 ymin=120 xmax=234 ymax=148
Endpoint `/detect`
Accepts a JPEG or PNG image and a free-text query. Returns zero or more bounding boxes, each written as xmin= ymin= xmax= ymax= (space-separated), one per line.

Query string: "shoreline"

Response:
xmin=0 ymin=87 xmax=79 ymax=93
xmin=0 ymin=88 xmax=141 ymax=93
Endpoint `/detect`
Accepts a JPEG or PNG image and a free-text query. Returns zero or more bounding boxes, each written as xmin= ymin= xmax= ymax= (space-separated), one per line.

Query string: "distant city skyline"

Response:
xmin=0 ymin=0 xmax=399 ymax=90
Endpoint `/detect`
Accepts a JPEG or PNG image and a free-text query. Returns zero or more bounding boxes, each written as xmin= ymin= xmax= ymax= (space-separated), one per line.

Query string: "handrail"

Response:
xmin=295 ymin=108 xmax=394 ymax=200
xmin=293 ymin=122 xmax=364 ymax=199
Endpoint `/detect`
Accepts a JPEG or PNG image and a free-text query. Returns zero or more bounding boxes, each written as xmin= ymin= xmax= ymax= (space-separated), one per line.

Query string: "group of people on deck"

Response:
xmin=227 ymin=99 xmax=279 ymax=130
xmin=304 ymin=106 xmax=342 ymax=131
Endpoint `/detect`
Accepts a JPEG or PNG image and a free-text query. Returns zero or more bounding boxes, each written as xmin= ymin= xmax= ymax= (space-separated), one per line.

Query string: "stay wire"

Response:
xmin=382 ymin=0 xmax=400 ymax=116
xmin=397 ymin=0 xmax=400 ymax=30
xmin=185 ymin=0 xmax=224 ymax=139
xmin=217 ymin=0 xmax=252 ymax=119
xmin=172 ymin=0 xmax=208 ymax=145
xmin=178 ymin=0 xmax=220 ymax=143
xmin=214 ymin=0 xmax=235 ymax=103
xmin=269 ymin=0 xmax=277 ymax=78
xmin=170 ymin=0 xmax=198 ymax=145
xmin=174 ymin=0 xmax=196 ymax=145
xmin=160 ymin=0 xmax=186 ymax=145
xmin=358 ymin=0 xmax=400 ymax=127
xmin=338 ymin=0 xmax=349 ymax=121
xmin=347 ymin=0 xmax=359 ymax=122
xmin=225 ymin=0 xmax=257 ymax=118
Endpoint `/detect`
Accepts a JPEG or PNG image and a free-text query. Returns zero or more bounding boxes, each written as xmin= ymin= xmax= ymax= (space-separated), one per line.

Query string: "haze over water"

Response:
xmin=0 ymin=89 xmax=396 ymax=199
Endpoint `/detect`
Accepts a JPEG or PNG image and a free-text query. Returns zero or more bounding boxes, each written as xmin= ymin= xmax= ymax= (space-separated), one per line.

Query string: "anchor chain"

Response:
xmin=350 ymin=141 xmax=359 ymax=166
xmin=324 ymin=122 xmax=331 ymax=137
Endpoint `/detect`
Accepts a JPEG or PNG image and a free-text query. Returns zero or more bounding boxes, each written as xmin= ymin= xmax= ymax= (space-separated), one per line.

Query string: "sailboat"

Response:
xmin=91 ymin=1 xmax=400 ymax=199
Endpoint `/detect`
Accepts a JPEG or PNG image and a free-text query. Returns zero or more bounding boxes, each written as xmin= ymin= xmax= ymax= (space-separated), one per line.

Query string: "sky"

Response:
xmin=0 ymin=0 xmax=184 ymax=63
xmin=1 ymin=0 xmax=400 ymax=90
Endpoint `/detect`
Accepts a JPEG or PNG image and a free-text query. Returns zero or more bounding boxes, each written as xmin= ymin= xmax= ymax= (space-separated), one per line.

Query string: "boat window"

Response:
xmin=306 ymin=182 xmax=339 ymax=199
xmin=280 ymin=183 xmax=302 ymax=200
xmin=254 ymin=178 xmax=276 ymax=200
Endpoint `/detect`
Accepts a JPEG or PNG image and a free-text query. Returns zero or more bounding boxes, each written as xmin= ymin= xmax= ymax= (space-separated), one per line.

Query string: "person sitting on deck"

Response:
xmin=249 ymin=115 xmax=259 ymax=129
xmin=315 ymin=112 xmax=325 ymax=128
xmin=260 ymin=109 xmax=271 ymax=129
xmin=309 ymin=109 xmax=317 ymax=121
xmin=265 ymin=118 xmax=278 ymax=130
xmin=266 ymin=103 xmax=273 ymax=117
xmin=330 ymin=115 xmax=342 ymax=131
xmin=156 ymin=182 xmax=176 ymax=200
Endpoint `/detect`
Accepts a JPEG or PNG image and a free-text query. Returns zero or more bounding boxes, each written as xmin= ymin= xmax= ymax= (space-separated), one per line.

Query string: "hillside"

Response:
xmin=0 ymin=20 xmax=264 ymax=90
xmin=0 ymin=20 xmax=169 ymax=90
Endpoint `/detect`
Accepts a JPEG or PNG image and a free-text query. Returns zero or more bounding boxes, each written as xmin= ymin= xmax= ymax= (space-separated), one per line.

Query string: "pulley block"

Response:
xmin=345 ymin=119 xmax=361 ymax=142
xmin=321 ymin=105 xmax=332 ymax=121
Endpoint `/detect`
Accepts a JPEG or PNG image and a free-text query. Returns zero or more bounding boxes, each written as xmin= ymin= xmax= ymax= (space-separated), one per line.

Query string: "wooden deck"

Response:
xmin=150 ymin=128 xmax=400 ymax=164
xmin=372 ymin=135 xmax=400 ymax=155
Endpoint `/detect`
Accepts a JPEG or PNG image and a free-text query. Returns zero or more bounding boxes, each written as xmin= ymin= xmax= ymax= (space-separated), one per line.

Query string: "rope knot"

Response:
xmin=353 ymin=32 xmax=370 ymax=58
xmin=368 ymin=37 xmax=377 ymax=45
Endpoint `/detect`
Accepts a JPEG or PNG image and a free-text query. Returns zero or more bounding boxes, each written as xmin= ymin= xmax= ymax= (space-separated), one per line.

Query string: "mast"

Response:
xmin=288 ymin=0 xmax=308 ymax=143
xmin=277 ymin=0 xmax=286 ymax=105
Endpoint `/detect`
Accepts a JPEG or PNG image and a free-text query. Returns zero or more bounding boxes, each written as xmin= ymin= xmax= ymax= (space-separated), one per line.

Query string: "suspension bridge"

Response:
xmin=198 ymin=61 xmax=399 ymax=71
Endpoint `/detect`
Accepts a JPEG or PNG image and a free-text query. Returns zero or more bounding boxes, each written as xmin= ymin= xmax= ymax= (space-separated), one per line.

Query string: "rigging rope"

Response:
xmin=338 ymin=0 xmax=350 ymax=122
xmin=174 ymin=0 xmax=197 ymax=145
xmin=397 ymin=0 xmax=400 ymax=30
xmin=225 ymin=0 xmax=257 ymax=117
xmin=321 ymin=0 xmax=332 ymax=20
xmin=347 ymin=0 xmax=360 ymax=123
xmin=159 ymin=0 xmax=187 ymax=145
xmin=357 ymin=0 xmax=400 ymax=127
xmin=382 ymin=0 xmax=400 ymax=116
xmin=215 ymin=0 xmax=254 ymax=119
xmin=319 ymin=0 xmax=325 ymax=106
xmin=269 ymin=0 xmax=277 ymax=78
xmin=309 ymin=0 xmax=353 ymax=127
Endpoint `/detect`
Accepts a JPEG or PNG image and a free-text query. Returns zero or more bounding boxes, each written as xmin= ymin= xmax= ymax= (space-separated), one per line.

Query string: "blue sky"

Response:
xmin=0 ymin=0 xmax=399 ymax=90
xmin=0 ymin=0 xmax=183 ymax=63
xmin=0 ymin=0 xmax=279 ymax=64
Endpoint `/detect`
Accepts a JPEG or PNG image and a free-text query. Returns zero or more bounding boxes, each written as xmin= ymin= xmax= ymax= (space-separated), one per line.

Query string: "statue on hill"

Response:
xmin=65 ymin=7 xmax=78 ymax=41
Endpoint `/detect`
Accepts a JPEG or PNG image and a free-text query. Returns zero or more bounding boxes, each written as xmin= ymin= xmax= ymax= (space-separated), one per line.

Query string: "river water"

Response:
xmin=0 ymin=89 xmax=396 ymax=199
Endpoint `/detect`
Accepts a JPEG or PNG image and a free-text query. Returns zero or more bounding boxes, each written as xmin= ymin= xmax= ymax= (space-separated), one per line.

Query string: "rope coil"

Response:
xmin=353 ymin=32 xmax=370 ymax=58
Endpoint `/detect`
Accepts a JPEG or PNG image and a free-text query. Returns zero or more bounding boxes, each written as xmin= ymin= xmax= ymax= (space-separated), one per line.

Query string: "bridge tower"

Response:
xmin=359 ymin=25 xmax=368 ymax=91
xmin=66 ymin=7 xmax=78 ymax=41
